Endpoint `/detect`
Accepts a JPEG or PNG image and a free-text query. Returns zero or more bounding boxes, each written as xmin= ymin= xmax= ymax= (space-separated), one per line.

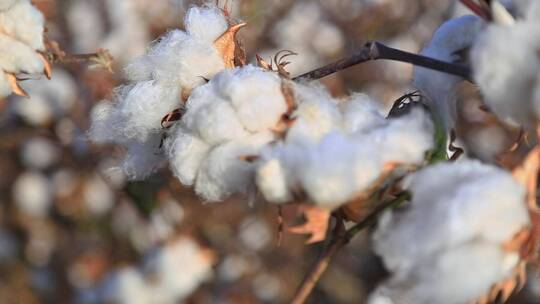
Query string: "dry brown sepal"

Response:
xmin=287 ymin=204 xmax=331 ymax=244
xmin=213 ymin=23 xmax=247 ymax=69
xmin=6 ymin=74 xmax=29 ymax=97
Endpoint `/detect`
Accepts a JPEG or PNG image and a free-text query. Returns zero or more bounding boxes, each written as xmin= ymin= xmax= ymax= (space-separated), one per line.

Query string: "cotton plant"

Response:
xmin=83 ymin=1 xmax=540 ymax=303
xmin=0 ymin=0 xmax=50 ymax=97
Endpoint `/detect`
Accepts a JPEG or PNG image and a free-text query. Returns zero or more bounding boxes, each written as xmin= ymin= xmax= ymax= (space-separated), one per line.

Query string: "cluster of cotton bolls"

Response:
xmin=0 ymin=0 xmax=47 ymax=97
xmin=256 ymin=93 xmax=434 ymax=209
xmin=369 ymin=160 xmax=530 ymax=304
xmin=79 ymin=237 xmax=213 ymax=304
xmin=471 ymin=0 xmax=540 ymax=129
xmin=90 ymin=5 xmax=229 ymax=179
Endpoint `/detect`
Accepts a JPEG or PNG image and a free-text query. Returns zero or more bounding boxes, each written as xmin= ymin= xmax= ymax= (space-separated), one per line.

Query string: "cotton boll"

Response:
xmin=472 ymin=22 xmax=540 ymax=128
xmin=312 ymin=21 xmax=345 ymax=57
xmin=166 ymin=126 xmax=211 ymax=186
xmin=286 ymin=84 xmax=342 ymax=144
xmin=371 ymin=160 xmax=529 ymax=304
xmin=0 ymin=0 xmax=17 ymax=11
xmin=217 ymin=66 xmax=288 ymax=132
xmin=340 ymin=94 xmax=386 ymax=133
xmin=0 ymin=0 xmax=45 ymax=50
xmin=13 ymin=171 xmax=52 ymax=217
xmin=0 ymin=33 xmax=44 ymax=74
xmin=414 ymin=15 xmax=484 ymax=130
xmin=100 ymin=268 xmax=151 ymax=304
xmin=20 ymin=137 xmax=60 ymax=170
xmin=195 ymin=132 xmax=275 ymax=202
xmin=184 ymin=6 xmax=228 ymax=42
xmin=144 ymin=238 xmax=213 ymax=302
xmin=83 ymin=175 xmax=115 ymax=216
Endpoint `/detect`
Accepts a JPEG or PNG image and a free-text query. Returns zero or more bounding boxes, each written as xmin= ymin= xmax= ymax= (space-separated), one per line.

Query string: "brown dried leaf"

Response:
xmin=38 ymin=52 xmax=52 ymax=79
xmin=287 ymin=204 xmax=330 ymax=244
xmin=161 ymin=108 xmax=184 ymax=129
xmin=6 ymin=73 xmax=28 ymax=97
xmin=213 ymin=23 xmax=246 ymax=69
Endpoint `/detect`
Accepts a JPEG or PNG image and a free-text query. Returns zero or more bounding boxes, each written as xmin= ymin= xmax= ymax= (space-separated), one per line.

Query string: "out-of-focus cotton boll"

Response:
xmin=414 ymin=15 xmax=484 ymax=131
xmin=239 ymin=217 xmax=272 ymax=251
xmin=312 ymin=21 xmax=345 ymax=57
xmin=166 ymin=126 xmax=211 ymax=186
xmin=66 ymin=1 xmax=105 ymax=53
xmin=144 ymin=238 xmax=213 ymax=302
xmin=13 ymin=171 xmax=52 ymax=217
xmin=83 ymin=175 xmax=115 ymax=216
xmin=252 ymin=273 xmax=282 ymax=302
xmin=472 ymin=17 xmax=540 ymax=128
xmin=370 ymin=160 xmax=529 ymax=304
xmin=20 ymin=137 xmax=60 ymax=170
xmin=102 ymin=0 xmax=149 ymax=65
xmin=12 ymin=69 xmax=77 ymax=126
xmin=100 ymin=268 xmax=151 ymax=304
xmin=0 ymin=0 xmax=44 ymax=50
xmin=195 ymin=132 xmax=275 ymax=202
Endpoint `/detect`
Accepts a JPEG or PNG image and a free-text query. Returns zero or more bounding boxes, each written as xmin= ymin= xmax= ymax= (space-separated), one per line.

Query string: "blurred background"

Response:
xmin=0 ymin=0 xmax=536 ymax=303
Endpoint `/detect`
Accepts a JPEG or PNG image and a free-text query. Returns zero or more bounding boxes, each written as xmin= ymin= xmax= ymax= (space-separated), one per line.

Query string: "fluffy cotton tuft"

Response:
xmin=414 ymin=15 xmax=484 ymax=131
xmin=90 ymin=5 xmax=230 ymax=179
xmin=257 ymin=104 xmax=435 ymax=209
xmin=472 ymin=5 xmax=540 ymax=128
xmin=369 ymin=160 xmax=530 ymax=304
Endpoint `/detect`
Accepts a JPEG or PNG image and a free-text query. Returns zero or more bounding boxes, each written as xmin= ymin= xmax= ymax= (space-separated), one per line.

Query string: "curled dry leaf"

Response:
xmin=6 ymin=73 xmax=28 ymax=97
xmin=256 ymin=54 xmax=272 ymax=70
xmin=287 ymin=204 xmax=331 ymax=244
xmin=213 ymin=23 xmax=247 ymax=69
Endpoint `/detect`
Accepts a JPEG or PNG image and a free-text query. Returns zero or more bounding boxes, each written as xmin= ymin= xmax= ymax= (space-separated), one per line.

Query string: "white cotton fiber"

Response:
xmin=255 ymin=158 xmax=292 ymax=204
xmin=0 ymin=0 xmax=17 ymax=11
xmin=120 ymin=139 xmax=166 ymax=180
xmin=370 ymin=160 xmax=529 ymax=304
xmin=472 ymin=20 xmax=540 ymax=128
xmin=0 ymin=0 xmax=45 ymax=50
xmin=340 ymin=93 xmax=386 ymax=134
xmin=216 ymin=66 xmax=287 ymax=132
xmin=195 ymin=131 xmax=275 ymax=202
xmin=0 ymin=70 xmax=11 ymax=96
xmin=166 ymin=126 xmax=211 ymax=186
xmin=184 ymin=6 xmax=228 ymax=42
xmin=414 ymin=15 xmax=484 ymax=130
xmin=0 ymin=33 xmax=43 ymax=74
xmin=286 ymin=83 xmax=342 ymax=144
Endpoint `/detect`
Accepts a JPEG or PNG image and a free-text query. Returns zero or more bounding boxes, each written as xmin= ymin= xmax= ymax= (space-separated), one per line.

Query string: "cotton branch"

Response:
xmin=290 ymin=193 xmax=411 ymax=304
xmin=293 ymin=41 xmax=472 ymax=82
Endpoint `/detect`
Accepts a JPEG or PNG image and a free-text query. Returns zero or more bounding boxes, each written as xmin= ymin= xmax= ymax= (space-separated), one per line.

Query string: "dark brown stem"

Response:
xmin=459 ymin=0 xmax=492 ymax=21
xmin=290 ymin=193 xmax=410 ymax=304
xmin=293 ymin=41 xmax=472 ymax=82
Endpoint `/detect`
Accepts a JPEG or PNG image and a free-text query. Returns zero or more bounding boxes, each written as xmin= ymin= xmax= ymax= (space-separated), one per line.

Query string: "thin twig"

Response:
xmin=293 ymin=41 xmax=471 ymax=82
xmin=290 ymin=193 xmax=410 ymax=304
